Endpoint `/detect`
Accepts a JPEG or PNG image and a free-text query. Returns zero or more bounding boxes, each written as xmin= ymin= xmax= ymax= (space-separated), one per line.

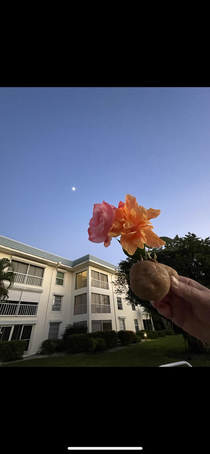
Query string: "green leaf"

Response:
xmin=159 ymin=236 xmax=173 ymax=244
xmin=122 ymin=246 xmax=146 ymax=260
xmin=116 ymin=238 xmax=146 ymax=260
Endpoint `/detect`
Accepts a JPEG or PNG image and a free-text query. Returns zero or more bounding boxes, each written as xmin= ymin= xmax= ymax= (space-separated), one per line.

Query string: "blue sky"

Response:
xmin=1 ymin=87 xmax=210 ymax=267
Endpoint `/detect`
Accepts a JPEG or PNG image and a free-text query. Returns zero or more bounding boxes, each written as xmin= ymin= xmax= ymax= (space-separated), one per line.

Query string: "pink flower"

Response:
xmin=88 ymin=201 xmax=116 ymax=247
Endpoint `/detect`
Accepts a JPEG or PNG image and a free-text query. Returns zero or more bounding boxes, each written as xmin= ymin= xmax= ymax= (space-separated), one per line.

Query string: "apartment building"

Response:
xmin=0 ymin=235 xmax=153 ymax=357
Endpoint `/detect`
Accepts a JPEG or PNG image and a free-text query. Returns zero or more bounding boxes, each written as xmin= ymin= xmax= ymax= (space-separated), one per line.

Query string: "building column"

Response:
xmin=87 ymin=267 xmax=92 ymax=333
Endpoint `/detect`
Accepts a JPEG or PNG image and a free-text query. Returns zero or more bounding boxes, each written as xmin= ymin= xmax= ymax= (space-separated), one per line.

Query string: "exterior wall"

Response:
xmin=0 ymin=243 xmax=154 ymax=357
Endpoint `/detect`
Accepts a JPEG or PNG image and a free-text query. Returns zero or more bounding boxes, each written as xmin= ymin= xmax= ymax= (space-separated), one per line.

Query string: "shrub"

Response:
xmin=127 ymin=330 xmax=137 ymax=343
xmin=87 ymin=330 xmax=118 ymax=349
xmin=147 ymin=331 xmax=159 ymax=339
xmin=0 ymin=340 xmax=27 ymax=362
xmin=133 ymin=335 xmax=141 ymax=343
xmin=164 ymin=329 xmax=174 ymax=336
xmin=90 ymin=337 xmax=107 ymax=354
xmin=156 ymin=330 xmax=166 ymax=337
xmin=136 ymin=331 xmax=145 ymax=339
xmin=136 ymin=330 xmax=159 ymax=339
xmin=66 ymin=334 xmax=91 ymax=354
xmin=62 ymin=324 xmax=87 ymax=346
xmin=118 ymin=330 xmax=133 ymax=346
xmin=39 ymin=339 xmax=65 ymax=355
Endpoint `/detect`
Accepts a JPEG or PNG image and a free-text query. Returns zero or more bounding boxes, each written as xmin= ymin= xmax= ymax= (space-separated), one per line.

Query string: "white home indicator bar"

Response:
xmin=68 ymin=448 xmax=143 ymax=451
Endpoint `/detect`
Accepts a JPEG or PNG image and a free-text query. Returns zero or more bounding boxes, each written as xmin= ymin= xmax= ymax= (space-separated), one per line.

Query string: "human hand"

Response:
xmin=151 ymin=275 xmax=210 ymax=343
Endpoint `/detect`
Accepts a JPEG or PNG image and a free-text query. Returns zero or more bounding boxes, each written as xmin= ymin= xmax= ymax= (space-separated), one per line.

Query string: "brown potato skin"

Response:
xmin=161 ymin=264 xmax=178 ymax=280
xmin=129 ymin=260 xmax=178 ymax=301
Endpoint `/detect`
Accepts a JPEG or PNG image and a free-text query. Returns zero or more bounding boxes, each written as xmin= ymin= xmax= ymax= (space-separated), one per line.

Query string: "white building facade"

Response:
xmin=0 ymin=235 xmax=153 ymax=357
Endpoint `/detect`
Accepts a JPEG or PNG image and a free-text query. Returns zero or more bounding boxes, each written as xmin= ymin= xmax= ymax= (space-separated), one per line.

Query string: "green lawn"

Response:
xmin=2 ymin=334 xmax=210 ymax=367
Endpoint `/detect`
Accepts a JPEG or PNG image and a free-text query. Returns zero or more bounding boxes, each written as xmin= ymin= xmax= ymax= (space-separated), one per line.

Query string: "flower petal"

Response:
xmin=146 ymin=208 xmax=161 ymax=220
xmin=144 ymin=229 xmax=166 ymax=248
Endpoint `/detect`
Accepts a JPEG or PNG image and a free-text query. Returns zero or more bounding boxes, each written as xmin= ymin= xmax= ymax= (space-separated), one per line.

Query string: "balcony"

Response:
xmin=91 ymin=278 xmax=109 ymax=290
xmin=91 ymin=304 xmax=111 ymax=313
xmin=75 ymin=279 xmax=87 ymax=290
xmin=74 ymin=304 xmax=87 ymax=315
xmin=0 ymin=302 xmax=38 ymax=316
xmin=13 ymin=272 xmax=43 ymax=287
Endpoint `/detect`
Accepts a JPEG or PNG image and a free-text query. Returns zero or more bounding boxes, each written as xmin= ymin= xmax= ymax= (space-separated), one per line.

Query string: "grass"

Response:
xmin=2 ymin=334 xmax=210 ymax=367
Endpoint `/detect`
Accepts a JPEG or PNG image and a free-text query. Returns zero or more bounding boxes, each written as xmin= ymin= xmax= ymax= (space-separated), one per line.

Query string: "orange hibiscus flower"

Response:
xmin=108 ymin=194 xmax=166 ymax=256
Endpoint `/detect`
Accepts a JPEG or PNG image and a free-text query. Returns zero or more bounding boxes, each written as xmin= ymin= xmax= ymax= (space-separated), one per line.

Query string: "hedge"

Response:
xmin=62 ymin=324 xmax=87 ymax=345
xmin=136 ymin=330 xmax=159 ymax=339
xmin=156 ymin=330 xmax=166 ymax=337
xmin=0 ymin=340 xmax=27 ymax=362
xmin=118 ymin=330 xmax=133 ymax=346
xmin=87 ymin=330 xmax=118 ymax=349
xmin=90 ymin=338 xmax=107 ymax=354
xmin=66 ymin=333 xmax=92 ymax=354
xmin=39 ymin=338 xmax=65 ymax=355
xmin=164 ymin=329 xmax=175 ymax=336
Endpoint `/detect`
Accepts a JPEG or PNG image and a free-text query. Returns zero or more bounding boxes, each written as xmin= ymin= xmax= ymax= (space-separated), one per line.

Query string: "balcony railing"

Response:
xmin=13 ymin=272 xmax=43 ymax=287
xmin=0 ymin=302 xmax=38 ymax=316
xmin=91 ymin=304 xmax=111 ymax=313
xmin=91 ymin=279 xmax=109 ymax=289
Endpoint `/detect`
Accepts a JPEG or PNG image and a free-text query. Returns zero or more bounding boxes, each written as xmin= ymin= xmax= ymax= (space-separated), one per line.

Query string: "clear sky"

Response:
xmin=1 ymin=87 xmax=210 ymax=267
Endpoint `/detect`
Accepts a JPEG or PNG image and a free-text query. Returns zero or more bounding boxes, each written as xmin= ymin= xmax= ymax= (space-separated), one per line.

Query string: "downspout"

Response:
xmin=111 ymin=274 xmax=118 ymax=332
xmin=41 ymin=261 xmax=61 ymax=341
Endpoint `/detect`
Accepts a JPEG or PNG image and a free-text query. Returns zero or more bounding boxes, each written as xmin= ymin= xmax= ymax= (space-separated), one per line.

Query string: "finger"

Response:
xmin=151 ymin=289 xmax=173 ymax=306
xmin=170 ymin=275 xmax=209 ymax=305
xmin=151 ymin=300 xmax=172 ymax=319
xmin=178 ymin=276 xmax=210 ymax=293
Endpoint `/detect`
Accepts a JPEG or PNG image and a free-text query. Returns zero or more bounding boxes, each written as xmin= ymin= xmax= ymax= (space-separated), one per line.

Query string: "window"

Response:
xmin=117 ymin=297 xmax=123 ymax=310
xmin=12 ymin=260 xmax=44 ymax=286
xmin=12 ymin=261 xmax=28 ymax=274
xmin=134 ymin=319 xmax=139 ymax=333
xmin=74 ymin=294 xmax=87 ymax=315
xmin=0 ymin=326 xmax=12 ymax=341
xmin=92 ymin=320 xmax=112 ymax=332
xmin=11 ymin=324 xmax=33 ymax=350
xmin=91 ymin=293 xmax=110 ymax=313
xmin=75 ymin=271 xmax=87 ymax=289
xmin=48 ymin=323 xmax=60 ymax=339
xmin=73 ymin=321 xmax=87 ymax=330
xmin=91 ymin=270 xmax=109 ymax=289
xmin=20 ymin=325 xmax=33 ymax=350
xmin=11 ymin=324 xmax=23 ymax=340
xmin=119 ymin=318 xmax=126 ymax=330
xmin=131 ymin=303 xmax=136 ymax=311
xmin=0 ymin=324 xmax=33 ymax=350
xmin=56 ymin=271 xmax=64 ymax=286
xmin=143 ymin=319 xmax=152 ymax=331
xmin=52 ymin=295 xmax=62 ymax=312
xmin=27 ymin=265 xmax=44 ymax=286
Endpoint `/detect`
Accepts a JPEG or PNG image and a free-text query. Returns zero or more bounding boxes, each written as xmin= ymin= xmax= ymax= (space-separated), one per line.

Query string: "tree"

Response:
xmin=0 ymin=258 xmax=15 ymax=302
xmin=115 ymin=233 xmax=210 ymax=352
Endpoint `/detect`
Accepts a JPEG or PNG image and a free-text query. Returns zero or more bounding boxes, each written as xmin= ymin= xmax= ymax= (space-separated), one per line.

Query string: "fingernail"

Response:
xmin=171 ymin=276 xmax=179 ymax=286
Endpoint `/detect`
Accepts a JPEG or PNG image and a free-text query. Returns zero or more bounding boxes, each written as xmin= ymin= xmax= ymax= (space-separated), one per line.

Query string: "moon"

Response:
xmin=72 ymin=187 xmax=76 ymax=191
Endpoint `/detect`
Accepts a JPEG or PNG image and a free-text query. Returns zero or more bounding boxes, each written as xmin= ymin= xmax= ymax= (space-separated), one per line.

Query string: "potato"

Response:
xmin=129 ymin=260 xmax=178 ymax=301
xmin=160 ymin=263 xmax=178 ymax=280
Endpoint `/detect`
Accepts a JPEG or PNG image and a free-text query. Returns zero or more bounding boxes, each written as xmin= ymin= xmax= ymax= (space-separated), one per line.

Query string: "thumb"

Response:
xmin=170 ymin=276 xmax=206 ymax=304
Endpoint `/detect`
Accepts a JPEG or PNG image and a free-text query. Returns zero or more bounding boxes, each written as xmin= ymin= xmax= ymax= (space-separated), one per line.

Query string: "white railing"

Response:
xmin=91 ymin=279 xmax=109 ymax=289
xmin=74 ymin=304 xmax=87 ymax=315
xmin=14 ymin=272 xmax=43 ymax=286
xmin=91 ymin=304 xmax=111 ymax=313
xmin=0 ymin=302 xmax=38 ymax=316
